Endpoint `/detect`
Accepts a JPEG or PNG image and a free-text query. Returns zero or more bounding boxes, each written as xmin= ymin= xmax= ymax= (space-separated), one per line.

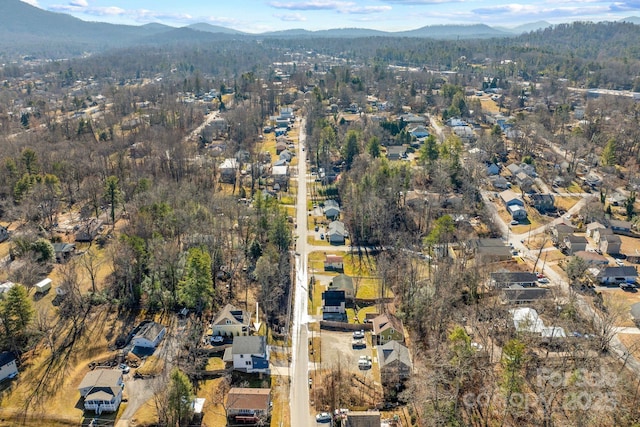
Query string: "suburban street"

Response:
xmin=290 ymin=117 xmax=315 ymax=427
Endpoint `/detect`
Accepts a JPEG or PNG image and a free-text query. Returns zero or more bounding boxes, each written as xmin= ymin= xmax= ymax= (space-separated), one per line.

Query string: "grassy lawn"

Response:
xmin=480 ymin=98 xmax=501 ymax=114
xmin=280 ymin=195 xmax=295 ymax=205
xmin=343 ymin=253 xmax=376 ymax=277
xmin=136 ymin=355 xmax=165 ymax=376
xmin=565 ymin=181 xmax=583 ymax=194
xmin=598 ymin=289 xmax=639 ymax=327
xmin=308 ymin=251 xmax=342 ymax=274
xmin=270 ymin=375 xmax=290 ymax=427
xmin=355 ymin=278 xmax=392 ymax=300
xmin=555 ymin=196 xmax=581 ymax=212
xmin=309 ymin=278 xmax=325 ymax=316
xmin=205 ymin=357 xmax=225 ymax=371
xmin=0 ymin=307 xmax=134 ymax=425
xmin=346 ymin=308 xmax=357 ymax=323
xmin=309 ymin=334 xmax=321 ymax=364
xmin=356 ymin=305 xmax=379 ymax=321
xmin=307 ymin=236 xmax=331 ymax=246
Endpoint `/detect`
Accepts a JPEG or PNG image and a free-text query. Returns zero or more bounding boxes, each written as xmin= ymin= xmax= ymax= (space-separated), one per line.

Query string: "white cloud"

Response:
xmin=274 ymin=12 xmax=308 ymax=21
xmin=269 ymin=1 xmax=354 ymax=11
xmin=69 ymin=0 xmax=88 ymax=7
xmin=20 ymin=0 xmax=40 ymax=6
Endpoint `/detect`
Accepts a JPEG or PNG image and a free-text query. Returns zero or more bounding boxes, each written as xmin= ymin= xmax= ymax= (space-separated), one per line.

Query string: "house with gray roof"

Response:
xmin=327 ymin=220 xmax=347 ymax=244
xmin=323 ymin=199 xmax=341 ymax=220
xmin=597 ymin=266 xmax=638 ymax=285
xmin=563 ymin=234 xmax=588 ymax=255
xmin=132 ymin=322 xmax=166 ymax=350
xmin=491 ymin=271 xmax=538 ymax=288
xmin=379 ymin=341 xmax=412 ymax=387
xmin=599 ymin=234 xmax=622 ymax=255
xmin=78 ymin=369 xmax=124 ymax=414
xmin=502 ymin=285 xmax=550 ymax=304
xmin=330 ymin=274 xmax=354 ymax=300
xmin=467 ymin=238 xmax=512 ymax=262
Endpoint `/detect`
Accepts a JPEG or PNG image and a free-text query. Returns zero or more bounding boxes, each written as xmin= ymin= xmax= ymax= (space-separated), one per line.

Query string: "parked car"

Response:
xmin=320 ymin=233 xmax=324 ymax=240
xmin=120 ymin=363 xmax=130 ymax=374
xmin=510 ymin=220 xmax=519 ymax=226
xmin=353 ymin=330 xmax=365 ymax=339
xmin=352 ymin=339 xmax=366 ymax=349
xmin=536 ymin=272 xmax=544 ymax=279
xmin=615 ymin=258 xmax=625 ymax=266
xmin=620 ymin=282 xmax=637 ymax=291
xmin=358 ymin=355 xmax=372 ymax=369
xmin=537 ymin=278 xmax=550 ymax=284
xmin=316 ymin=412 xmax=332 ymax=423
xmin=211 ymin=335 xmax=224 ymax=344
xmin=314 ymin=225 xmax=319 ymax=232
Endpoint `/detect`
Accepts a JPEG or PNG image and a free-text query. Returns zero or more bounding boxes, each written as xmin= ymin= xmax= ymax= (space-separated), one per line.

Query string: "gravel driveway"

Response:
xmin=319 ymin=329 xmax=372 ymax=374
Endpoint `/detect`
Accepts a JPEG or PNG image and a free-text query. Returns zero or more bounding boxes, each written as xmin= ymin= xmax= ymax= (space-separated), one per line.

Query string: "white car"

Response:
xmin=211 ymin=335 xmax=224 ymax=344
xmin=615 ymin=258 xmax=624 ymax=266
xmin=316 ymin=412 xmax=332 ymax=423
xmin=510 ymin=220 xmax=519 ymax=226
xmin=352 ymin=330 xmax=365 ymax=339
xmin=119 ymin=363 xmax=130 ymax=374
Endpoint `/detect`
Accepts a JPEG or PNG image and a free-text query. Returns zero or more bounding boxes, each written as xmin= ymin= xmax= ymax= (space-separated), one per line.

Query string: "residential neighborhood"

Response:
xmin=1 ymin=3 xmax=640 ymax=426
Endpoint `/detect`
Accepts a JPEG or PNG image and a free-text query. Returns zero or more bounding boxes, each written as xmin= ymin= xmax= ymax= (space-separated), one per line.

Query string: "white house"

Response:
xmin=132 ymin=322 xmax=166 ymax=350
xmin=0 ymin=352 xmax=18 ymax=381
xmin=78 ymin=369 xmax=124 ymax=414
xmin=597 ymin=266 xmax=638 ymax=285
xmin=225 ymin=336 xmax=270 ymax=374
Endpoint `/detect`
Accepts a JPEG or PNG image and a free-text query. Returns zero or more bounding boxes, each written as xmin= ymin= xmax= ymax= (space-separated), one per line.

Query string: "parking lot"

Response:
xmin=319 ymin=329 xmax=373 ymax=374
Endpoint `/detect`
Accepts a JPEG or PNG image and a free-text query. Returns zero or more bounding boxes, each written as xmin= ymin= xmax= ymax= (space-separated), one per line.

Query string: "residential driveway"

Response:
xmin=319 ymin=330 xmax=372 ymax=375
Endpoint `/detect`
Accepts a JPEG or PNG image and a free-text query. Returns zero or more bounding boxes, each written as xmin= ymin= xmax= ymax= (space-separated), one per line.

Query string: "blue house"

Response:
xmin=486 ymin=163 xmax=500 ymax=176
xmin=409 ymin=125 xmax=430 ymax=139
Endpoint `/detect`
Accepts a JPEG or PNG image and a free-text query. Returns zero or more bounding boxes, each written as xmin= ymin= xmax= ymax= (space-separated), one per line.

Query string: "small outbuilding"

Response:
xmin=34 ymin=278 xmax=52 ymax=294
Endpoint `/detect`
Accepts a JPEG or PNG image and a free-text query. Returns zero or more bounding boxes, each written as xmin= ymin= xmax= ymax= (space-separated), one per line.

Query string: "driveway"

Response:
xmin=320 ymin=330 xmax=372 ymax=375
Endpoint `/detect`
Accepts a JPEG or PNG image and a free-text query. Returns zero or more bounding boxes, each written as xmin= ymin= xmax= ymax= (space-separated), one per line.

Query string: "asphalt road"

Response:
xmin=290 ymin=117 xmax=316 ymax=427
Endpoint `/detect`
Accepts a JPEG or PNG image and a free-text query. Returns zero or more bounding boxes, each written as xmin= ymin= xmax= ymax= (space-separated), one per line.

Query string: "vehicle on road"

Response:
xmin=315 ymin=225 xmax=319 ymax=232
xmin=352 ymin=339 xmax=366 ymax=349
xmin=537 ymin=278 xmax=550 ymax=284
xmin=316 ymin=412 xmax=331 ymax=423
xmin=353 ymin=330 xmax=365 ymax=339
xmin=320 ymin=233 xmax=324 ymax=240
xmin=510 ymin=220 xmax=519 ymax=225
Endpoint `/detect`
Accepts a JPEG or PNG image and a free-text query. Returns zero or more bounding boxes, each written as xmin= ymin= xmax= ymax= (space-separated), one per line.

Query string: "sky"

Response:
xmin=20 ymin=0 xmax=640 ymax=33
